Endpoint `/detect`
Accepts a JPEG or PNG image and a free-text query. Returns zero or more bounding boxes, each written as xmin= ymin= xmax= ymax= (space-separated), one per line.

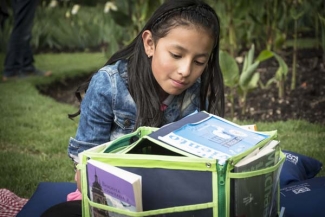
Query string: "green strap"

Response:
xmin=228 ymin=152 xmax=285 ymax=179
xmin=86 ymin=198 xmax=216 ymax=216
xmin=104 ymin=127 xmax=158 ymax=153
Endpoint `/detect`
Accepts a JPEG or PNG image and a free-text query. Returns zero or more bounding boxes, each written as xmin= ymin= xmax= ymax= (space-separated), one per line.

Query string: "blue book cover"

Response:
xmin=158 ymin=113 xmax=269 ymax=164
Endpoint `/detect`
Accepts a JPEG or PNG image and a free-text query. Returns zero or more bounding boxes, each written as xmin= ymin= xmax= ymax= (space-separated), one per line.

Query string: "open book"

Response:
xmin=155 ymin=112 xmax=271 ymax=164
xmin=86 ymin=159 xmax=142 ymax=217
xmin=233 ymin=140 xmax=281 ymax=217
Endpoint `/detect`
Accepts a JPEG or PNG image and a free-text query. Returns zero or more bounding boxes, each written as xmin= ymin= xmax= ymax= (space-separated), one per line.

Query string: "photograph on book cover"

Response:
xmin=158 ymin=115 xmax=269 ymax=162
xmin=87 ymin=161 xmax=141 ymax=217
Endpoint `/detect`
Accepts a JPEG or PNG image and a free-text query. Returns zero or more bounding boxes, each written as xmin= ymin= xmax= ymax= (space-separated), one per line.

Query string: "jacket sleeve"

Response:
xmin=68 ymin=70 xmax=115 ymax=162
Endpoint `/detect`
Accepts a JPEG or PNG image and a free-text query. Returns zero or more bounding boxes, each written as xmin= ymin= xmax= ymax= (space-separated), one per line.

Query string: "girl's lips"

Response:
xmin=171 ymin=79 xmax=187 ymax=88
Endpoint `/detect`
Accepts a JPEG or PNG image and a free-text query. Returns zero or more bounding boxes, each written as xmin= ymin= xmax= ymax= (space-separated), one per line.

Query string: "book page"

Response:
xmin=235 ymin=140 xmax=280 ymax=168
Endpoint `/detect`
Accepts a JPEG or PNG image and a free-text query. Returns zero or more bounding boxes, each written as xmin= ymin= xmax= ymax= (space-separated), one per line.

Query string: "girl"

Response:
xmin=42 ymin=0 xmax=224 ymax=216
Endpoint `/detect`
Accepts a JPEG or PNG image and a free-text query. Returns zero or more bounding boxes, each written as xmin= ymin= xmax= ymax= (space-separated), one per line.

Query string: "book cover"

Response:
xmin=86 ymin=159 xmax=142 ymax=217
xmin=157 ymin=112 xmax=269 ymax=164
xmin=233 ymin=140 xmax=280 ymax=217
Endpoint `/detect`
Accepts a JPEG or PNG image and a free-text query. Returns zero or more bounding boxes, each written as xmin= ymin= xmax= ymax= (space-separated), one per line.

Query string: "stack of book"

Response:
xmin=151 ymin=111 xmax=281 ymax=217
xmin=85 ymin=111 xmax=281 ymax=217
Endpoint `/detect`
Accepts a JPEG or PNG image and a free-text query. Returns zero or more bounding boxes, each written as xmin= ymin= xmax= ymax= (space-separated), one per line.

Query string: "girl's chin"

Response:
xmin=164 ymin=88 xmax=184 ymax=96
xmin=161 ymin=83 xmax=187 ymax=96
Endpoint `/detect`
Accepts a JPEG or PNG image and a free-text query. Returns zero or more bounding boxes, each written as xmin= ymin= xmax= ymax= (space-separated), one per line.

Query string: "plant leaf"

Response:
xmin=273 ymin=52 xmax=288 ymax=78
xmin=290 ymin=8 xmax=305 ymax=20
xmin=246 ymin=72 xmax=260 ymax=90
xmin=219 ymin=50 xmax=240 ymax=88
xmin=110 ymin=10 xmax=132 ymax=27
xmin=244 ymin=44 xmax=255 ymax=71
xmin=239 ymin=60 xmax=260 ymax=88
xmin=256 ymin=50 xmax=274 ymax=62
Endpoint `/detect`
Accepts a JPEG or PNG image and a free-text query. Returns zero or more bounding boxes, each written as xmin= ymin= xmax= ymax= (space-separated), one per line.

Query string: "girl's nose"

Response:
xmin=177 ymin=60 xmax=192 ymax=77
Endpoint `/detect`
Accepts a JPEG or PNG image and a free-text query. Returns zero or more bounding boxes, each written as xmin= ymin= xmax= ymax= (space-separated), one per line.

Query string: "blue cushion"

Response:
xmin=16 ymin=182 xmax=77 ymax=217
xmin=280 ymin=177 xmax=325 ymax=217
xmin=280 ymin=150 xmax=323 ymax=187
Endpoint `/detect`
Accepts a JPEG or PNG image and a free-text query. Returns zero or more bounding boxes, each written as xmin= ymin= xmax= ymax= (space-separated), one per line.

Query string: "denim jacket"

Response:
xmin=68 ymin=60 xmax=201 ymax=162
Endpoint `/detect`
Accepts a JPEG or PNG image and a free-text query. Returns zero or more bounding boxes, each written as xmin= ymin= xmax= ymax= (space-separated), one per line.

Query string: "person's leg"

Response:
xmin=41 ymin=200 xmax=82 ymax=217
xmin=0 ymin=0 xmax=9 ymax=30
xmin=22 ymin=34 xmax=36 ymax=73
xmin=3 ymin=0 xmax=38 ymax=78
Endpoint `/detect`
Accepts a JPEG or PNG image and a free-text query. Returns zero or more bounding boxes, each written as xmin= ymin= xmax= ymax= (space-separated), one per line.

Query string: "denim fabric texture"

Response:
xmin=68 ymin=60 xmax=201 ymax=162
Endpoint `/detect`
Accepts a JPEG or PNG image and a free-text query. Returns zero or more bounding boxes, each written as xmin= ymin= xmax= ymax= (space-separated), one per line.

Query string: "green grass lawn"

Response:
xmin=0 ymin=52 xmax=107 ymax=198
xmin=0 ymin=52 xmax=324 ymax=199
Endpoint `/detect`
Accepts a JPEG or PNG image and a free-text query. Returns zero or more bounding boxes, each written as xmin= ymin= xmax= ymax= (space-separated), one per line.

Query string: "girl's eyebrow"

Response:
xmin=171 ymin=44 xmax=209 ymax=57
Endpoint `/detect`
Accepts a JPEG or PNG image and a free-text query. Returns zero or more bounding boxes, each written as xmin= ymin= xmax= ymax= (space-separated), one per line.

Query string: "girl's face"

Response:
xmin=143 ymin=25 xmax=214 ymax=99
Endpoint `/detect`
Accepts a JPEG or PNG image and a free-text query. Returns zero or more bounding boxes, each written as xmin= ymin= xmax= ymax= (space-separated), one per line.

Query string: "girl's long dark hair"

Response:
xmin=69 ymin=0 xmax=225 ymax=129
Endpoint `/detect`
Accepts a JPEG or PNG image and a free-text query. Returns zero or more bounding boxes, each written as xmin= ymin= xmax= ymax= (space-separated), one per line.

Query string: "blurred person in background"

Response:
xmin=2 ymin=0 xmax=51 ymax=82
xmin=0 ymin=0 xmax=9 ymax=30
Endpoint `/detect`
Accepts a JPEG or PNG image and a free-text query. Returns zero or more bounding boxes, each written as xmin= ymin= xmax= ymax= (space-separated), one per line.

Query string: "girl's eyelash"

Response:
xmin=195 ymin=61 xmax=205 ymax=66
xmin=170 ymin=52 xmax=205 ymax=65
xmin=170 ymin=52 xmax=181 ymax=58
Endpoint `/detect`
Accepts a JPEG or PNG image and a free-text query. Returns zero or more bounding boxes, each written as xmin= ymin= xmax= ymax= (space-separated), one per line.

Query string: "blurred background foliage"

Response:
xmin=1 ymin=0 xmax=324 ymax=58
xmin=0 ymin=0 xmax=165 ymax=57
xmin=1 ymin=0 xmax=324 ymax=114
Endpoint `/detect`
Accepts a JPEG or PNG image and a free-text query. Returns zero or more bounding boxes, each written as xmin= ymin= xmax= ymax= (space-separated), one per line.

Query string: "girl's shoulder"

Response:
xmin=97 ymin=59 xmax=128 ymax=77
xmin=92 ymin=60 xmax=128 ymax=85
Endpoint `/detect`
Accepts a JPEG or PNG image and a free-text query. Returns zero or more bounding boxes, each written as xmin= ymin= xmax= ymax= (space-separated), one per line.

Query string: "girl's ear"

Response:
xmin=142 ymin=30 xmax=155 ymax=58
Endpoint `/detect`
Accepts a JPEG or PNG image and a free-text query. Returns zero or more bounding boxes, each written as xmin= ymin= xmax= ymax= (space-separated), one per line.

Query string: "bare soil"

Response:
xmin=227 ymin=48 xmax=325 ymax=125
xmin=39 ymin=48 xmax=325 ymax=125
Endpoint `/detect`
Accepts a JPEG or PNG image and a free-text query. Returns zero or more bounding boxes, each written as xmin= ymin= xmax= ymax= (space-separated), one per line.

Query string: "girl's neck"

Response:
xmin=160 ymin=94 xmax=174 ymax=111
xmin=162 ymin=95 xmax=174 ymax=105
xmin=159 ymin=90 xmax=169 ymax=103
